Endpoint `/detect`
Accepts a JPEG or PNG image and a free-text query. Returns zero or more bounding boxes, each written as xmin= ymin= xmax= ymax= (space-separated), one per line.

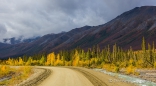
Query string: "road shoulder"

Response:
xmin=68 ymin=67 xmax=135 ymax=86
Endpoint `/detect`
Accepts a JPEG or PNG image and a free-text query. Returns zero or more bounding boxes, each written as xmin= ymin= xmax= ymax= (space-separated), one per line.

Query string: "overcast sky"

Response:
xmin=0 ymin=0 xmax=156 ymax=42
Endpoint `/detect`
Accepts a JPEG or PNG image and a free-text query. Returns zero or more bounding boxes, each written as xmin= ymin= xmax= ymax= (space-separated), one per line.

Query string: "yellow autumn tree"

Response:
xmin=26 ymin=57 xmax=32 ymax=66
xmin=6 ymin=58 xmax=14 ymax=65
xmin=18 ymin=57 xmax=24 ymax=65
xmin=46 ymin=52 xmax=55 ymax=66
xmin=51 ymin=52 xmax=55 ymax=66
xmin=72 ymin=50 xmax=80 ymax=66
xmin=54 ymin=54 xmax=63 ymax=66
xmin=46 ymin=54 xmax=51 ymax=66
xmin=39 ymin=56 xmax=45 ymax=65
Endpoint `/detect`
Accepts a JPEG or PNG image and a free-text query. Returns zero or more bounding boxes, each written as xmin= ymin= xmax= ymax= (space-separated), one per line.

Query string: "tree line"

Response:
xmin=1 ymin=37 xmax=156 ymax=74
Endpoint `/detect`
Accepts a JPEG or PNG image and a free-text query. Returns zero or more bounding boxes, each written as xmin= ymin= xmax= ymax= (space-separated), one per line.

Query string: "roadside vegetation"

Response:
xmin=0 ymin=65 xmax=32 ymax=85
xmin=0 ymin=37 xmax=156 ymax=80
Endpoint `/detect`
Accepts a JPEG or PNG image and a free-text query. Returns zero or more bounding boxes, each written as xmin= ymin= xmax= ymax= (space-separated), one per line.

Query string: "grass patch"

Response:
xmin=0 ymin=65 xmax=33 ymax=86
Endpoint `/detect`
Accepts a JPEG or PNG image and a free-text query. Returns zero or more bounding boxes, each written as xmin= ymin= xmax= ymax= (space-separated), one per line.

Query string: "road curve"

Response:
xmin=38 ymin=67 xmax=94 ymax=86
xmin=37 ymin=67 xmax=134 ymax=86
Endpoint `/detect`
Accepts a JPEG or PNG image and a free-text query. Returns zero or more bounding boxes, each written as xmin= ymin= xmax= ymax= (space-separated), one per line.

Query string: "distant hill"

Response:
xmin=1 ymin=6 xmax=156 ymax=59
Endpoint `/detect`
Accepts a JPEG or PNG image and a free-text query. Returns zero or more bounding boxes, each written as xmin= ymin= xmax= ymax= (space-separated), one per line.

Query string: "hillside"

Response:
xmin=1 ymin=6 xmax=156 ymax=58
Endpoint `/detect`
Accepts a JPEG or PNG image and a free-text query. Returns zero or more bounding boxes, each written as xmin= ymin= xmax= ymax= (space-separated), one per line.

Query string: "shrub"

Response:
xmin=126 ymin=65 xmax=136 ymax=74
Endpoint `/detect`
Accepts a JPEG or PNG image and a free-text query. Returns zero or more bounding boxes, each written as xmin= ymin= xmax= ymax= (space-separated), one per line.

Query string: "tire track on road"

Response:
xmin=19 ymin=68 xmax=51 ymax=86
xmin=69 ymin=67 xmax=108 ymax=86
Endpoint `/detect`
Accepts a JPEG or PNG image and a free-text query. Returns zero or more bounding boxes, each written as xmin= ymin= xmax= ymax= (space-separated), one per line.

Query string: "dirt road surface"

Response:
xmin=37 ymin=67 xmax=135 ymax=86
xmin=38 ymin=67 xmax=94 ymax=86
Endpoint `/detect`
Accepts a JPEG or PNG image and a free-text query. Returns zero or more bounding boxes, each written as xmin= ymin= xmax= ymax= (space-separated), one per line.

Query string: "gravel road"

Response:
xmin=38 ymin=67 xmax=94 ymax=86
xmin=37 ymin=67 xmax=135 ymax=86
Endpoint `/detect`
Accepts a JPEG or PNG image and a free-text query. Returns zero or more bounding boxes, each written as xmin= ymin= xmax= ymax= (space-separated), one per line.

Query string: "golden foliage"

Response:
xmin=0 ymin=65 xmax=10 ymax=77
xmin=154 ymin=62 xmax=156 ymax=68
xmin=46 ymin=52 xmax=55 ymax=66
xmin=72 ymin=50 xmax=80 ymax=66
xmin=126 ymin=65 xmax=136 ymax=75
xmin=0 ymin=65 xmax=32 ymax=85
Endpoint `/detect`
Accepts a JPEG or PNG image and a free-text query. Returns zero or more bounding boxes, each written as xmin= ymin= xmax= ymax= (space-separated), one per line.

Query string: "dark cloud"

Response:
xmin=0 ymin=24 xmax=7 ymax=35
xmin=0 ymin=0 xmax=156 ymax=41
xmin=0 ymin=23 xmax=7 ymax=41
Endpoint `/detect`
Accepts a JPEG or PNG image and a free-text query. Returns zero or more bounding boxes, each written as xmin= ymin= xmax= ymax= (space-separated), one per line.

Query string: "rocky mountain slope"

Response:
xmin=1 ymin=6 xmax=156 ymax=59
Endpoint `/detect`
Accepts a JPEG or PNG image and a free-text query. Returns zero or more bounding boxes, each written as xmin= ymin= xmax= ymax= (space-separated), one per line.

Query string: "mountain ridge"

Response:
xmin=1 ymin=6 xmax=156 ymax=59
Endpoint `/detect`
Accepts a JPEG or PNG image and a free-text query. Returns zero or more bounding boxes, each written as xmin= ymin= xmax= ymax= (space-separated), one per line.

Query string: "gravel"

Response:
xmin=16 ymin=68 xmax=51 ymax=86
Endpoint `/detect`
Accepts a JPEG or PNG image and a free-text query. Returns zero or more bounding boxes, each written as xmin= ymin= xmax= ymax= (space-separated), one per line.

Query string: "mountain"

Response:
xmin=71 ymin=6 xmax=156 ymax=50
xmin=51 ymin=6 xmax=156 ymax=51
xmin=0 ymin=26 xmax=92 ymax=58
xmin=1 ymin=6 xmax=156 ymax=59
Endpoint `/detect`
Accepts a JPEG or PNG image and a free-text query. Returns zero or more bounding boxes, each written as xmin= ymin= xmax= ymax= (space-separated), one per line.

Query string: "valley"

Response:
xmin=1 ymin=6 xmax=156 ymax=86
